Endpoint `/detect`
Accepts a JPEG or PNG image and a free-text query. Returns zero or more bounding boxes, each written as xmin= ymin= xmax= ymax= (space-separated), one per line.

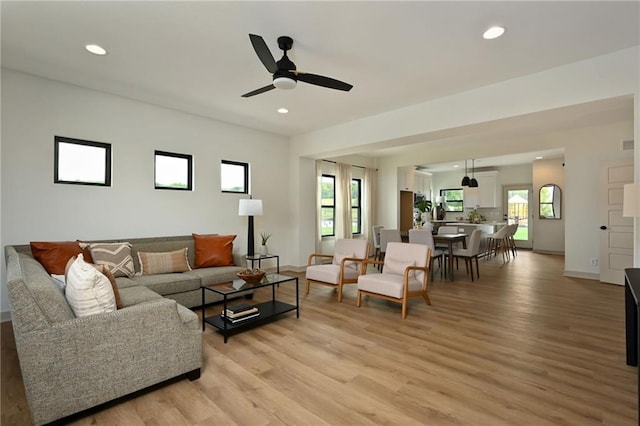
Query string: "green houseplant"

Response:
xmin=260 ymin=232 xmax=271 ymax=255
xmin=414 ymin=199 xmax=432 ymax=227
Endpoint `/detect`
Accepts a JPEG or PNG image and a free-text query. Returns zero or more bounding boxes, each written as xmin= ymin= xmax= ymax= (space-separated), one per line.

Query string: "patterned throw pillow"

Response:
xmin=84 ymin=242 xmax=136 ymax=278
xmin=64 ymin=254 xmax=116 ymax=317
xmin=192 ymin=234 xmax=236 ymax=268
xmin=137 ymin=248 xmax=192 ymax=275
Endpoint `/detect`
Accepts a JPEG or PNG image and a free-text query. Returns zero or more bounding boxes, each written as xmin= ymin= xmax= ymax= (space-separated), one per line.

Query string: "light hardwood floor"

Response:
xmin=1 ymin=251 xmax=637 ymax=425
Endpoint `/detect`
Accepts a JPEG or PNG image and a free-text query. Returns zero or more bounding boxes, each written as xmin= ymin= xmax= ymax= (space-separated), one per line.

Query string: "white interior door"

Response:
xmin=599 ymin=160 xmax=633 ymax=285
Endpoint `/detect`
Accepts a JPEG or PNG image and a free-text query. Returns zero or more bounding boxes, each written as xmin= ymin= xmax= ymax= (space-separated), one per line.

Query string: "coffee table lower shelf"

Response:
xmin=204 ymin=300 xmax=297 ymax=340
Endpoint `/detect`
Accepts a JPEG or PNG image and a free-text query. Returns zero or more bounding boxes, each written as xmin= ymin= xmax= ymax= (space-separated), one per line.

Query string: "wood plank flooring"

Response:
xmin=1 ymin=251 xmax=637 ymax=425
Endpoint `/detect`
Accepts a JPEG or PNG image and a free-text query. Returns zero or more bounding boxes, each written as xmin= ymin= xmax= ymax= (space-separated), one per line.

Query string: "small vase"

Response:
xmin=260 ymin=244 xmax=268 ymax=255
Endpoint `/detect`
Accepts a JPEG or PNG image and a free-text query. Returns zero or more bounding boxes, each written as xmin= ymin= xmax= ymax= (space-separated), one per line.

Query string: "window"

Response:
xmin=321 ymin=175 xmax=335 ymax=237
xmin=440 ymin=188 xmax=464 ymax=212
xmin=321 ymin=175 xmax=361 ymax=237
xmin=221 ymin=160 xmax=248 ymax=193
xmin=351 ymin=178 xmax=362 ymax=234
xmin=54 ymin=136 xmax=111 ymax=186
xmin=154 ymin=150 xmax=193 ymax=190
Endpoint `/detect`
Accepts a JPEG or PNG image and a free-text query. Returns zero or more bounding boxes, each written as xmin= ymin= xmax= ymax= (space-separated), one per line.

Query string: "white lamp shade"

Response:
xmin=273 ymin=77 xmax=297 ymax=90
xmin=238 ymin=199 xmax=263 ymax=216
xmin=623 ymin=183 xmax=640 ymax=217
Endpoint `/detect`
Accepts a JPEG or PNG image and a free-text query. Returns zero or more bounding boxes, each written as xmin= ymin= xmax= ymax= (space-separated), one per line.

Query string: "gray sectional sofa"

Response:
xmin=5 ymin=235 xmax=246 ymax=425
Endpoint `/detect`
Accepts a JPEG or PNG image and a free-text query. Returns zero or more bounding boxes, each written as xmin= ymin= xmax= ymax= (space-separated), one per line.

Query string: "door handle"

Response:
xmin=600 ymin=226 xmax=607 ymax=230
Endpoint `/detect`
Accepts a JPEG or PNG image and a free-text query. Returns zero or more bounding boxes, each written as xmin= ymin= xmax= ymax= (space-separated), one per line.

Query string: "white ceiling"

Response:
xmin=1 ymin=1 xmax=638 ymax=168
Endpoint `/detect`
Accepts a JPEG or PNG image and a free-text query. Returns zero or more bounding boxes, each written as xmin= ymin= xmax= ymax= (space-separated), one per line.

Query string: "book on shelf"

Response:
xmin=221 ymin=312 xmax=260 ymax=323
xmin=222 ymin=307 xmax=258 ymax=319
xmin=225 ymin=303 xmax=255 ymax=314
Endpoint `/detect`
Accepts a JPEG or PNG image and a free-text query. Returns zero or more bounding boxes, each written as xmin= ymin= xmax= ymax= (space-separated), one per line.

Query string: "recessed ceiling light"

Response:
xmin=453 ymin=165 xmax=460 ymax=168
xmin=483 ymin=26 xmax=505 ymax=40
xmin=85 ymin=44 xmax=107 ymax=56
xmin=277 ymin=108 xmax=289 ymax=114
xmin=536 ymin=156 xmax=544 ymax=160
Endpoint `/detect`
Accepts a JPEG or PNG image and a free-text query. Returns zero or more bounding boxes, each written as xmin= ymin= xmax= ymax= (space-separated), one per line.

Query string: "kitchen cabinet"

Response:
xmin=463 ymin=171 xmax=498 ymax=208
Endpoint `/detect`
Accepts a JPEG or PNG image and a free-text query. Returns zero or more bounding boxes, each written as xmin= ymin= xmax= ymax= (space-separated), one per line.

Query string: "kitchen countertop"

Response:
xmin=445 ymin=222 xmax=507 ymax=227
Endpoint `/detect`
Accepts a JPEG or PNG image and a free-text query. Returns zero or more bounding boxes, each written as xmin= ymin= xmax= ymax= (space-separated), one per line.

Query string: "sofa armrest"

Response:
xmin=14 ymin=298 xmax=201 ymax=425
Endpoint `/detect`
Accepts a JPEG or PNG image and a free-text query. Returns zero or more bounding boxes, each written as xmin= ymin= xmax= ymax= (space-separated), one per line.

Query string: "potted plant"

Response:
xmin=414 ymin=199 xmax=432 ymax=227
xmin=260 ymin=232 xmax=271 ymax=255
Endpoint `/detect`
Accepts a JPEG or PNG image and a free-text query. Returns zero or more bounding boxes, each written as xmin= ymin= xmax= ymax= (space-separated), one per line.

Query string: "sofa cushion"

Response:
xmin=117 ymin=285 xmax=163 ymax=307
xmin=128 ymin=273 xmax=201 ymax=296
xmin=30 ymin=241 xmax=93 ymax=275
xmin=137 ymin=248 xmax=191 ymax=275
xmin=65 ymin=254 xmax=116 ymax=317
xmin=85 ymin=242 xmax=136 ymax=277
xmin=184 ymin=265 xmax=243 ymax=286
xmin=193 ymin=234 xmax=236 ymax=268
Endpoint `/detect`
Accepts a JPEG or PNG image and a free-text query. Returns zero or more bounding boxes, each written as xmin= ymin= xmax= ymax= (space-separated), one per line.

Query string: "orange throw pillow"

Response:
xmin=30 ymin=241 xmax=94 ymax=275
xmin=193 ymin=234 xmax=236 ymax=268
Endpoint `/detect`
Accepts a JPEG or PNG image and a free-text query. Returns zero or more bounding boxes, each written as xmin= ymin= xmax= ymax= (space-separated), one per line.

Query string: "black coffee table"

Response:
xmin=201 ymin=273 xmax=299 ymax=343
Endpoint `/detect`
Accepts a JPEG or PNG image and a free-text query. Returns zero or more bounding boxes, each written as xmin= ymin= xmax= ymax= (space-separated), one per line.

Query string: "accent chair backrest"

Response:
xmin=383 ymin=242 xmax=430 ymax=283
xmin=333 ymin=238 xmax=369 ymax=270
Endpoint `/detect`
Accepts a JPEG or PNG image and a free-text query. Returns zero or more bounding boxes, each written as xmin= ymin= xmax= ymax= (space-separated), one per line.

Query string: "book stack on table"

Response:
xmin=221 ymin=303 xmax=260 ymax=323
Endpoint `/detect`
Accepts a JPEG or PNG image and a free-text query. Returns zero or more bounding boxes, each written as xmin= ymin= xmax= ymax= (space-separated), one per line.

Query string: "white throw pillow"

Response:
xmin=65 ymin=254 xmax=116 ymax=317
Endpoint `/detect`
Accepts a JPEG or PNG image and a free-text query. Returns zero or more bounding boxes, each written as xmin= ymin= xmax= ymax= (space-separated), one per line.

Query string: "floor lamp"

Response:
xmin=238 ymin=198 xmax=263 ymax=257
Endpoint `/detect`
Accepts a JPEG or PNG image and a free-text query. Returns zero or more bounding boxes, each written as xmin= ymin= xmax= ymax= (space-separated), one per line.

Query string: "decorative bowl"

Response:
xmin=236 ymin=270 xmax=265 ymax=284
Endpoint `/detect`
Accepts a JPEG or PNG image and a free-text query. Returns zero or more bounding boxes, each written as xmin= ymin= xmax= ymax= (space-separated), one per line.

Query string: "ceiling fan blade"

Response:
xmin=249 ymin=34 xmax=277 ymax=74
xmin=296 ymin=72 xmax=353 ymax=92
xmin=241 ymin=84 xmax=276 ymax=98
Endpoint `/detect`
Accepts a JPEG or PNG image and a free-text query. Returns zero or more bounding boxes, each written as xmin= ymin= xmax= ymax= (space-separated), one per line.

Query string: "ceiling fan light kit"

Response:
xmin=273 ymin=76 xmax=296 ymax=90
xmin=242 ymin=34 xmax=353 ymax=98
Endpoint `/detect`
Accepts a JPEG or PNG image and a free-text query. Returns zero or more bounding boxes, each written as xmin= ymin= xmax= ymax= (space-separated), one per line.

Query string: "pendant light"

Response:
xmin=461 ymin=160 xmax=470 ymax=186
xmin=469 ymin=159 xmax=479 ymax=188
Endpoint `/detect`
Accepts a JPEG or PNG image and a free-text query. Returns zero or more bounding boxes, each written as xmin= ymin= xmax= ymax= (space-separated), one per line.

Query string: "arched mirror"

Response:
xmin=539 ymin=184 xmax=561 ymax=219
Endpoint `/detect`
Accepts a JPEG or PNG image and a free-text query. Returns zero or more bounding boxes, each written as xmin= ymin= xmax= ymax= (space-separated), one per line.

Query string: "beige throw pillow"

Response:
xmin=137 ymin=248 xmax=192 ymax=275
xmin=84 ymin=242 xmax=136 ymax=278
xmin=65 ymin=254 xmax=116 ymax=317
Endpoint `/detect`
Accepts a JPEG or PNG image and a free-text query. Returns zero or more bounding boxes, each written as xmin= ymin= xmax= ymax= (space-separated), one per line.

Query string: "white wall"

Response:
xmin=1 ymin=69 xmax=290 ymax=316
xmin=532 ymin=159 xmax=565 ymax=254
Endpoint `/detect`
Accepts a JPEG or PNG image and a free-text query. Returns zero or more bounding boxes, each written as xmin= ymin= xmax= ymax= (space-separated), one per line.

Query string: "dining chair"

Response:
xmin=378 ymin=229 xmax=402 ymax=269
xmin=371 ymin=225 xmax=384 ymax=260
xmin=436 ymin=225 xmax=461 ymax=251
xmin=408 ymin=228 xmax=443 ymax=279
xmin=306 ymin=238 xmax=371 ymax=302
xmin=357 ymin=242 xmax=432 ymax=319
xmin=451 ymin=229 xmax=483 ymax=281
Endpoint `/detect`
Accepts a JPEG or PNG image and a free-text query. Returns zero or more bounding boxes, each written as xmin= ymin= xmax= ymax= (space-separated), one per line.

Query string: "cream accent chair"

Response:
xmin=357 ymin=242 xmax=432 ymax=319
xmin=306 ymin=238 xmax=371 ymax=302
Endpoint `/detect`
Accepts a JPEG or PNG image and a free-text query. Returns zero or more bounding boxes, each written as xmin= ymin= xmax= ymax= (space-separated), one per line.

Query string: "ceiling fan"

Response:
xmin=242 ymin=34 xmax=353 ymax=98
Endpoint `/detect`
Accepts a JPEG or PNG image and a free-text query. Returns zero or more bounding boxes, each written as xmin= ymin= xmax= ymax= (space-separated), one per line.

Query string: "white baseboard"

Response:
xmin=532 ymin=249 xmax=565 ymax=255
xmin=564 ymin=270 xmax=599 ymax=281
xmin=1 ymin=310 xmax=12 ymax=323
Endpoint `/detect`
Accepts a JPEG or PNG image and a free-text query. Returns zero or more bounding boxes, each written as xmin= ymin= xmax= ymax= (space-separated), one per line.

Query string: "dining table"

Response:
xmin=432 ymin=233 xmax=467 ymax=281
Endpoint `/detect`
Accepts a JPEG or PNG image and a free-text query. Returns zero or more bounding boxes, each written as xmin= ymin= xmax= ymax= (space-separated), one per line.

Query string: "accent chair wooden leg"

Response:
xmin=401 ymin=301 xmax=407 ymax=319
xmin=423 ymin=293 xmax=431 ymax=305
xmin=356 ymin=290 xmax=362 ymax=307
xmin=305 ymin=279 xmax=310 ymax=295
xmin=337 ymin=284 xmax=343 ymax=302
